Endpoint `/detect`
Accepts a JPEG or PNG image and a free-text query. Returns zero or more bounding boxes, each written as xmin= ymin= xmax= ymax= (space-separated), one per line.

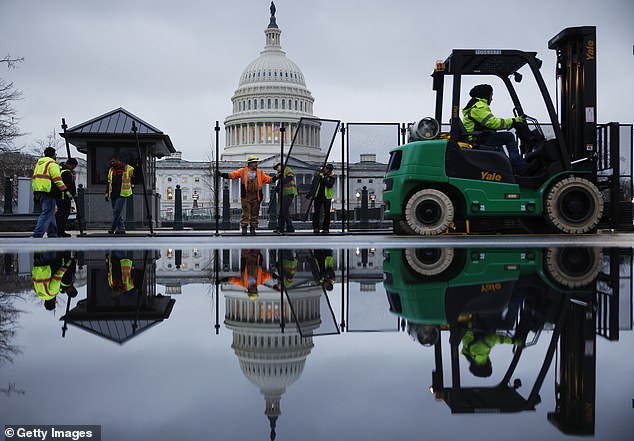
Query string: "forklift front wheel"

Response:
xmin=404 ymin=188 xmax=454 ymax=235
xmin=544 ymin=177 xmax=603 ymax=234
xmin=545 ymin=247 xmax=602 ymax=288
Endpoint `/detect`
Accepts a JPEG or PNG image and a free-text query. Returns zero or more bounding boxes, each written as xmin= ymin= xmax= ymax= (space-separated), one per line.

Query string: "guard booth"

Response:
xmin=61 ymin=108 xmax=175 ymax=229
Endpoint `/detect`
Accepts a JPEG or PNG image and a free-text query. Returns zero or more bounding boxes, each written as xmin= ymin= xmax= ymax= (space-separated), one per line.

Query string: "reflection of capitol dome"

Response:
xmin=225 ymin=285 xmax=321 ymax=440
xmin=223 ymin=2 xmax=324 ymax=163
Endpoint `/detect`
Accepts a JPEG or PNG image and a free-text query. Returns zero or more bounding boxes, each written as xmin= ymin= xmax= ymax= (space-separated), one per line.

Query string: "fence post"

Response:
xmin=3 ymin=177 xmax=13 ymax=214
xmin=222 ymin=184 xmax=230 ymax=229
xmin=175 ymin=249 xmax=182 ymax=269
xmin=360 ymin=186 xmax=369 ymax=230
xmin=173 ymin=185 xmax=183 ymax=230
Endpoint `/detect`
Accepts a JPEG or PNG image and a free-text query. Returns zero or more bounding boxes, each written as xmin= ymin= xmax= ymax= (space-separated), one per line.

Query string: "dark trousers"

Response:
xmin=312 ymin=198 xmax=332 ymax=231
xmin=277 ymin=195 xmax=295 ymax=231
xmin=110 ymin=197 xmax=127 ymax=232
xmin=56 ymin=197 xmax=72 ymax=234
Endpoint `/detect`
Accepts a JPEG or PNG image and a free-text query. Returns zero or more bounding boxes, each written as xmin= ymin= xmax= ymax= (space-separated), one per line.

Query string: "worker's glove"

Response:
xmin=217 ymin=170 xmax=229 ymax=179
xmin=65 ymin=191 xmax=73 ymax=200
xmin=271 ymin=174 xmax=279 ymax=183
xmin=512 ymin=115 xmax=526 ymax=125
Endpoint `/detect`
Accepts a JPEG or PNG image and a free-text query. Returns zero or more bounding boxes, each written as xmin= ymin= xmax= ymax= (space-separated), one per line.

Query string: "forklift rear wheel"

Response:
xmin=405 ymin=248 xmax=455 ymax=276
xmin=404 ymin=188 xmax=454 ymax=235
xmin=544 ymin=177 xmax=603 ymax=234
xmin=545 ymin=247 xmax=602 ymax=288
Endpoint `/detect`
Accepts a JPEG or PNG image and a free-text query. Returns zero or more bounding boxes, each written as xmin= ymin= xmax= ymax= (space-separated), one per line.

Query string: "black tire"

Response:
xmin=404 ymin=188 xmax=454 ymax=235
xmin=544 ymin=177 xmax=603 ymax=234
xmin=393 ymin=220 xmax=415 ymax=235
xmin=405 ymin=248 xmax=454 ymax=276
xmin=545 ymin=247 xmax=602 ymax=288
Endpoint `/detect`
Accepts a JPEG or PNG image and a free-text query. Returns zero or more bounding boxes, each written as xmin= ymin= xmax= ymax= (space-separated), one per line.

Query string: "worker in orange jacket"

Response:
xmin=229 ymin=249 xmax=271 ymax=298
xmin=219 ymin=155 xmax=272 ymax=235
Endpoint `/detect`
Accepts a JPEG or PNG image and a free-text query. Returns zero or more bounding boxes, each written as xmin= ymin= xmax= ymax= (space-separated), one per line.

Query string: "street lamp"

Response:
xmin=369 ymin=192 xmax=376 ymax=208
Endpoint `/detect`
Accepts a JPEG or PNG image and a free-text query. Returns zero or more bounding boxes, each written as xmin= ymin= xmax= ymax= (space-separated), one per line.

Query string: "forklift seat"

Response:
xmin=450 ymin=118 xmax=498 ymax=151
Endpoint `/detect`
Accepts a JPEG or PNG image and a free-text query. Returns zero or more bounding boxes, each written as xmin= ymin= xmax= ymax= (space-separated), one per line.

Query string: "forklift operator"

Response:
xmin=462 ymin=84 xmax=528 ymax=174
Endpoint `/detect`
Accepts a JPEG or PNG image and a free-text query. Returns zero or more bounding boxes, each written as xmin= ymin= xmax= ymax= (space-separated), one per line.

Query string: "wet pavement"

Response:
xmin=0 ymin=242 xmax=632 ymax=440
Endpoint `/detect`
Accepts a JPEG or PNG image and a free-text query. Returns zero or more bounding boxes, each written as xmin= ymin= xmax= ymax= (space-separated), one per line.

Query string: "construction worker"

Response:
xmin=228 ymin=249 xmax=271 ymax=298
xmin=219 ymin=155 xmax=272 ymax=235
xmin=460 ymin=325 xmax=516 ymax=378
xmin=462 ymin=84 xmax=528 ymax=173
xmin=310 ymin=249 xmax=335 ymax=291
xmin=32 ymin=251 xmax=73 ymax=310
xmin=273 ymin=249 xmax=298 ymax=290
xmin=106 ymin=251 xmax=135 ymax=297
xmin=307 ymin=163 xmax=336 ymax=234
xmin=272 ymin=162 xmax=298 ymax=233
xmin=56 ymin=157 xmax=78 ymax=237
xmin=32 ymin=147 xmax=70 ymax=238
xmin=105 ymin=154 xmax=135 ymax=235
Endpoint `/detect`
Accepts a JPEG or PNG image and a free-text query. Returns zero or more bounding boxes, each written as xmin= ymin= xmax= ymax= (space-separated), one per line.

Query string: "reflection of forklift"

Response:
xmin=384 ymin=27 xmax=606 ymax=235
xmin=384 ymin=247 xmax=600 ymax=429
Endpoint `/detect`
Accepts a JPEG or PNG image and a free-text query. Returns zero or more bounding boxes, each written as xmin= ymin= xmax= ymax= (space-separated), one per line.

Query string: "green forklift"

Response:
xmin=383 ymin=26 xmax=603 ymax=234
xmin=384 ymin=246 xmax=600 ymax=426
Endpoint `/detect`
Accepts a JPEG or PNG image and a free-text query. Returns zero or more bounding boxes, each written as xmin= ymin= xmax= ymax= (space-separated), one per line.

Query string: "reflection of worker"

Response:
xmin=32 ymin=252 xmax=74 ymax=310
xmin=307 ymin=164 xmax=336 ymax=234
xmin=461 ymin=326 xmax=516 ymax=377
xmin=106 ymin=251 xmax=135 ymax=297
xmin=273 ymin=249 xmax=297 ymax=290
xmin=462 ymin=84 xmax=527 ymax=173
xmin=229 ymin=249 xmax=271 ymax=298
xmin=310 ymin=249 xmax=335 ymax=291
xmin=219 ymin=156 xmax=272 ymax=235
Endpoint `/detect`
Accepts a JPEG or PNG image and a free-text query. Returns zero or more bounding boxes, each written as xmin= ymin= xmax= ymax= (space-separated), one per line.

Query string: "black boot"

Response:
xmin=250 ymin=226 xmax=256 ymax=235
xmin=241 ymin=226 xmax=248 ymax=235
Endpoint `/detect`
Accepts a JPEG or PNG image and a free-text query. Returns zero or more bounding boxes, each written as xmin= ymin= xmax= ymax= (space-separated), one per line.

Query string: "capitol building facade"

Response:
xmin=155 ymin=3 xmax=386 ymax=218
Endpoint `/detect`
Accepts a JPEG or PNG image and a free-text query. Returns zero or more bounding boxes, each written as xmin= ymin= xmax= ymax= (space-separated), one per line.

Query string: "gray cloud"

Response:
xmin=1 ymin=0 xmax=632 ymax=160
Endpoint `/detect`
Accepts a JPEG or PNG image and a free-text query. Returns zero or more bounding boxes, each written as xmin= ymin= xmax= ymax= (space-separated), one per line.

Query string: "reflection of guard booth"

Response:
xmin=61 ymin=108 xmax=176 ymax=229
xmin=60 ymin=250 xmax=175 ymax=344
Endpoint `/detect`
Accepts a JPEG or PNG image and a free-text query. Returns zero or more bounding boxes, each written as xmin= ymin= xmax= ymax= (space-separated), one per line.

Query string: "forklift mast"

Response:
xmin=548 ymin=26 xmax=598 ymax=170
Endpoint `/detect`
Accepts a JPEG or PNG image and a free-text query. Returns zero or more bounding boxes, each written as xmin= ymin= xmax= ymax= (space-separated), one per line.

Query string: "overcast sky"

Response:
xmin=1 ymin=0 xmax=633 ymax=161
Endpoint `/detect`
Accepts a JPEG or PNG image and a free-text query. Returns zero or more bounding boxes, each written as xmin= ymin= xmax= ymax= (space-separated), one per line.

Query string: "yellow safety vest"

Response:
xmin=32 ymin=265 xmax=67 ymax=300
xmin=32 ymin=157 xmax=67 ymax=193
xmin=107 ymin=258 xmax=135 ymax=291
xmin=107 ymin=164 xmax=134 ymax=198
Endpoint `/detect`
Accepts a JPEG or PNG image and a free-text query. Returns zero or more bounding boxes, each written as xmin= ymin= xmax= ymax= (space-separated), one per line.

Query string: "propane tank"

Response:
xmin=408 ymin=117 xmax=440 ymax=142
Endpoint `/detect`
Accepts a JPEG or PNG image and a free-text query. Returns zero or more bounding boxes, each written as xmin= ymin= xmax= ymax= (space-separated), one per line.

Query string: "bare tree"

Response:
xmin=35 ymin=130 xmax=65 ymax=153
xmin=0 ymin=257 xmax=26 ymax=367
xmin=0 ymin=78 xmax=24 ymax=152
xmin=0 ymin=55 xmax=25 ymax=152
xmin=0 ymin=54 xmax=25 ymax=69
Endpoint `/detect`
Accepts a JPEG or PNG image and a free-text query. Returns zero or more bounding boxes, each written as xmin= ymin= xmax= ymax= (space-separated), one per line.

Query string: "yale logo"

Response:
xmin=586 ymin=40 xmax=595 ymax=61
xmin=481 ymin=283 xmax=502 ymax=293
xmin=481 ymin=171 xmax=502 ymax=181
